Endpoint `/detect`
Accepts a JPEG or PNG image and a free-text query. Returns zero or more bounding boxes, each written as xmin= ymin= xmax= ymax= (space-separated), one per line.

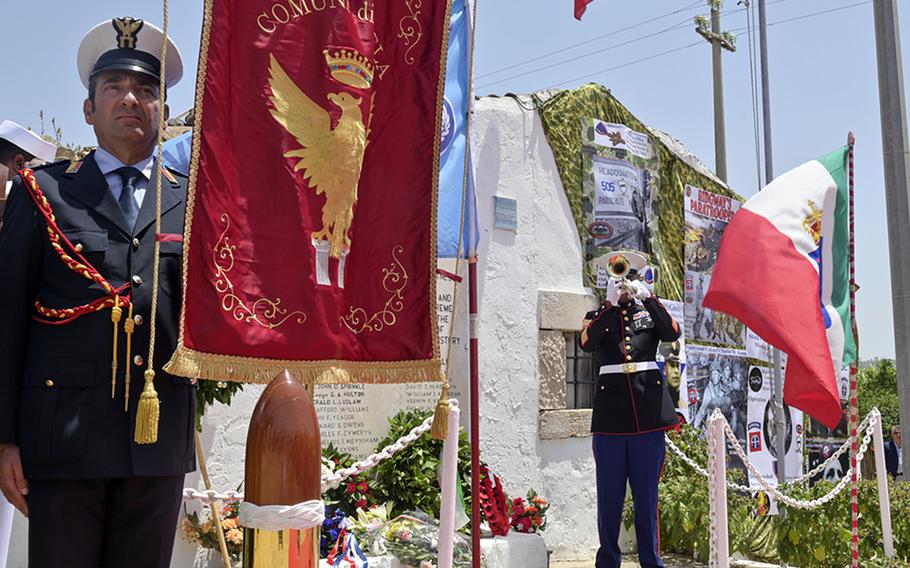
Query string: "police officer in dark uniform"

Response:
xmin=0 ymin=17 xmax=194 ymax=568
xmin=581 ymin=251 xmax=681 ymax=568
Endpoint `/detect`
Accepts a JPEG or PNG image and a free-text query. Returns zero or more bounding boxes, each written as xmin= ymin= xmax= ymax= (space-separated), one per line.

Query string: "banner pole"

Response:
xmin=709 ymin=412 xmax=729 ymax=567
xmin=847 ymin=132 xmax=861 ymax=568
xmin=438 ymin=403 xmax=461 ymax=568
xmin=871 ymin=410 xmax=895 ymax=557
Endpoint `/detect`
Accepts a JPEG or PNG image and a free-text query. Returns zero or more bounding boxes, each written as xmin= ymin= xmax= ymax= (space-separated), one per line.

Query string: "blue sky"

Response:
xmin=1 ymin=0 xmax=906 ymax=358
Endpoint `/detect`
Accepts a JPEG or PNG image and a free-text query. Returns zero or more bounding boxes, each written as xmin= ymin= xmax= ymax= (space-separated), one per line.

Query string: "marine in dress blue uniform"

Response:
xmin=0 ymin=18 xmax=193 ymax=568
xmin=581 ymin=252 xmax=681 ymax=568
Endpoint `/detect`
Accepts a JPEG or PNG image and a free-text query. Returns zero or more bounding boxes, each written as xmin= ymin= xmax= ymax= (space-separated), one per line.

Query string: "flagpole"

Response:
xmin=468 ymin=256 xmax=481 ymax=568
xmin=757 ymin=0 xmax=788 ymax=489
xmin=460 ymin=1 xmax=482 ymax=565
xmin=847 ymin=132 xmax=861 ymax=568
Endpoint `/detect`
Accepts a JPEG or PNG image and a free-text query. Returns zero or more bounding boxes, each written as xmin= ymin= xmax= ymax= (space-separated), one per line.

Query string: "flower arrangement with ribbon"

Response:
xmin=327 ymin=518 xmax=370 ymax=568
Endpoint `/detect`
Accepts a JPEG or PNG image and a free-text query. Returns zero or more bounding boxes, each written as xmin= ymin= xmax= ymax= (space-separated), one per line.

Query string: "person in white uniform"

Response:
xmin=0 ymin=119 xmax=56 ymax=568
xmin=0 ymin=120 xmax=57 ymax=217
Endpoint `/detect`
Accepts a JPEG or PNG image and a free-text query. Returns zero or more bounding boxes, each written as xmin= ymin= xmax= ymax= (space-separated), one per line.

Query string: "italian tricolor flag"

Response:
xmin=704 ymin=146 xmax=856 ymax=428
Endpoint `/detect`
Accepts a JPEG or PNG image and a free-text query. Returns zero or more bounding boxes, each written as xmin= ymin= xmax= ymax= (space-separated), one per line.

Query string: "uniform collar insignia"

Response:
xmin=161 ymin=165 xmax=179 ymax=187
xmin=64 ymin=161 xmax=84 ymax=176
xmin=112 ymin=17 xmax=144 ymax=50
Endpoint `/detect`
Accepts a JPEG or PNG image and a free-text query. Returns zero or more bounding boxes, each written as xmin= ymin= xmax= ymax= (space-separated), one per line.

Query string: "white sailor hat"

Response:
xmin=77 ymin=17 xmax=183 ymax=90
xmin=0 ymin=121 xmax=57 ymax=163
xmin=594 ymin=250 xmax=648 ymax=275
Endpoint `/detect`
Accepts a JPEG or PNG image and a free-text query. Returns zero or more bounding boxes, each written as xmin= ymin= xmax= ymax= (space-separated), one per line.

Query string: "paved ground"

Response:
xmin=551 ymin=554 xmax=709 ymax=568
xmin=551 ymin=553 xmax=778 ymax=567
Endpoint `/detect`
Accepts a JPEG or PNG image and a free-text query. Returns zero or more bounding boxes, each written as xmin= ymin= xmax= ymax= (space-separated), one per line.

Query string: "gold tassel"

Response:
xmin=134 ymin=369 xmax=160 ymax=444
xmin=123 ymin=303 xmax=135 ymax=412
xmin=110 ymin=297 xmax=122 ymax=399
xmin=430 ymin=383 xmax=450 ymax=440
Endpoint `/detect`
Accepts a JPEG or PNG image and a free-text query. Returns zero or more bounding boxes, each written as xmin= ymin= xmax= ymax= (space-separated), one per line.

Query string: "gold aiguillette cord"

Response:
xmin=111 ymin=296 xmax=122 ymax=398
xmin=123 ymin=302 xmax=135 ymax=412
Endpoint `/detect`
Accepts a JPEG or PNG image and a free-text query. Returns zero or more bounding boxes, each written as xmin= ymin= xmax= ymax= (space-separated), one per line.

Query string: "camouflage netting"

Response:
xmin=532 ymin=83 xmax=743 ymax=302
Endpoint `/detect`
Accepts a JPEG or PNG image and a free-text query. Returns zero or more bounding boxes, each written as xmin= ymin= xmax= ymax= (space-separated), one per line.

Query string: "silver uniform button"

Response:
xmin=132 ymin=238 xmax=141 ymax=249
xmin=134 ymin=355 xmax=144 ymax=367
xmin=134 ymin=314 xmax=144 ymax=326
xmin=132 ymin=275 xmax=143 ymax=286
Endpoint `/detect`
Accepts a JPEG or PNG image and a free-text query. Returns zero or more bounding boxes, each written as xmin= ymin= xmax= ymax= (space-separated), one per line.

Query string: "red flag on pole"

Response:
xmin=575 ymin=0 xmax=594 ymax=20
xmin=165 ymin=0 xmax=450 ymax=385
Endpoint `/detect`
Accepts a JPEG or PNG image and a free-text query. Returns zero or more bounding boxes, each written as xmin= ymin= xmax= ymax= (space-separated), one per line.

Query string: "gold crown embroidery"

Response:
xmin=323 ymin=49 xmax=374 ymax=89
xmin=113 ymin=17 xmax=144 ymax=49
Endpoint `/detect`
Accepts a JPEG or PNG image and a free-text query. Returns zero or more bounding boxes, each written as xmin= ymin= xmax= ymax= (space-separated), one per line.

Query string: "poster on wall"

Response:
xmin=687 ymin=345 xmax=750 ymax=467
xmin=746 ymin=365 xmax=804 ymax=487
xmin=581 ymin=119 xmax=661 ymax=287
xmin=684 ymin=185 xmax=745 ymax=349
xmin=657 ymin=300 xmax=689 ymax=421
xmin=807 ymin=439 xmax=851 ymax=485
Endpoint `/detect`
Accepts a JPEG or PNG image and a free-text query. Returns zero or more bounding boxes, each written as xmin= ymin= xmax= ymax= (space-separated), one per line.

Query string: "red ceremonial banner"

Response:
xmin=165 ymin=0 xmax=450 ymax=384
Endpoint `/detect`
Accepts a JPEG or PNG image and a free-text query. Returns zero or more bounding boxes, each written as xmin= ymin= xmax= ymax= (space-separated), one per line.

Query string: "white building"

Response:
xmin=7 ymin=88 xmax=726 ymax=566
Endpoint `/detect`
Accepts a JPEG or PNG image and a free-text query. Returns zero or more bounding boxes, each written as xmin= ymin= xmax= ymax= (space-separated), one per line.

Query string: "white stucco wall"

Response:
xmin=6 ymin=94 xmax=613 ymax=566
xmin=471 ymin=94 xmax=603 ymax=561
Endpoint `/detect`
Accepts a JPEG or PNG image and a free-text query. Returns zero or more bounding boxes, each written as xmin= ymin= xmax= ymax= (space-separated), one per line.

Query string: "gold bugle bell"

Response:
xmin=607 ymin=254 xmax=631 ymax=279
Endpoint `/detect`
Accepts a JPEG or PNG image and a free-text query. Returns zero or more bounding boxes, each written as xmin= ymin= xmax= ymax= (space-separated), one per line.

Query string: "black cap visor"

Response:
xmin=91 ymin=48 xmax=161 ymax=82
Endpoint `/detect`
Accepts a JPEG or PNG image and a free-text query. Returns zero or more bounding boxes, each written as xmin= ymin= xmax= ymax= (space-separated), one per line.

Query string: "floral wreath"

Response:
xmin=478 ymin=464 xmax=511 ymax=536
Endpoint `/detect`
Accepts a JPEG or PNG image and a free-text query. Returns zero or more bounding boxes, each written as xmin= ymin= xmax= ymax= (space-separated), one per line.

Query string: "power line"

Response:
xmin=477 ymin=0 xmax=792 ymax=83
xmin=743 ymin=1 xmax=765 ymax=191
xmin=729 ymin=0 xmax=872 ymax=34
xmin=547 ymin=41 xmax=704 ymax=89
xmin=496 ymin=0 xmax=871 ymax=93
xmin=476 ymin=0 xmax=704 ymax=81
xmin=477 ymin=19 xmax=692 ymax=89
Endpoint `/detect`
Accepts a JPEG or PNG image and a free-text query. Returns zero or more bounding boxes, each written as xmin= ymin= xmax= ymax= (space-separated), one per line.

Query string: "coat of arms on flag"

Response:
xmin=165 ymin=0 xmax=452 ymax=384
xmin=704 ymin=146 xmax=856 ymax=428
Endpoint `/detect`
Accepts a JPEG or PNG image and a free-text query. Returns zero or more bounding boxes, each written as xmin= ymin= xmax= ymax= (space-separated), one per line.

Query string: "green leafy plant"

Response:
xmin=368 ymin=409 xmax=472 ymax=519
xmin=858 ymin=359 xmax=901 ymax=433
xmin=195 ymin=379 xmax=244 ymax=431
xmin=776 ymin=479 xmax=910 ymax=567
xmin=633 ymin=426 xmax=774 ymax=562
xmin=646 ymin=424 xmax=910 ymax=566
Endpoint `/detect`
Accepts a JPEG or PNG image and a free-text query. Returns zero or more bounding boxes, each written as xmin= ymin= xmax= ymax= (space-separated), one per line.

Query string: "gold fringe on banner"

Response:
xmin=164 ymin=347 xmax=445 ymax=385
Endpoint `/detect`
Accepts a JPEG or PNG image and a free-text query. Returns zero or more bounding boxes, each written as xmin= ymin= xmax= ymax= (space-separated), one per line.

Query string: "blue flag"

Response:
xmin=436 ymin=0 xmax=478 ymax=258
xmin=161 ymin=130 xmax=192 ymax=176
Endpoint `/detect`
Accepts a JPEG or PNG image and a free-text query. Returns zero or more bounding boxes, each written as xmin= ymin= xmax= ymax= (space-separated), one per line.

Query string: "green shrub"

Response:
xmin=646 ymin=425 xmax=910 ymax=566
xmin=858 ymin=360 xmax=901 ymax=433
xmin=368 ymin=409 xmax=473 ymax=519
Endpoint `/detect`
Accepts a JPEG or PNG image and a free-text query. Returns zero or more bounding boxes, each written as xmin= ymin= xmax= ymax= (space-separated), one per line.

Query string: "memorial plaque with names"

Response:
xmin=314 ymin=258 xmax=471 ymax=457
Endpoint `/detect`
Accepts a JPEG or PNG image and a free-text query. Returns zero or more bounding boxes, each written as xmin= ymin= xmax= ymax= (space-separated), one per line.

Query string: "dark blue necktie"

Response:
xmin=115 ymin=166 xmax=141 ymax=230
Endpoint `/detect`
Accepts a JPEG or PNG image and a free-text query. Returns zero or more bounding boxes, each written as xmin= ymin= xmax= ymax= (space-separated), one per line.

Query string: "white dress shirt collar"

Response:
xmin=94 ymin=147 xmax=154 ymax=180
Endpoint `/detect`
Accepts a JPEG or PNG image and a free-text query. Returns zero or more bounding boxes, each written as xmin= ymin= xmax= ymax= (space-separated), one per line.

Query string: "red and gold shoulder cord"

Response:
xmin=19 ymin=168 xmax=136 ymax=411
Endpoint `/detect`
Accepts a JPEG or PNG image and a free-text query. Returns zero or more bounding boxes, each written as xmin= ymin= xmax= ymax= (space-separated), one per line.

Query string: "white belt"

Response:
xmin=600 ymin=361 xmax=659 ymax=375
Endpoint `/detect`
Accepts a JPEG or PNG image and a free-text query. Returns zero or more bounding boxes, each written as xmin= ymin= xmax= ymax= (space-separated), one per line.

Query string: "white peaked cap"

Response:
xmin=77 ymin=17 xmax=183 ymax=89
xmin=0 ymin=121 xmax=57 ymax=163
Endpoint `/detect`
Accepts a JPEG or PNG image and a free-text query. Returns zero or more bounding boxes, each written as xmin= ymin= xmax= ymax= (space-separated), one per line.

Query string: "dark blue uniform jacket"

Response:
xmin=0 ymin=152 xmax=195 ymax=479
xmin=581 ymin=297 xmax=681 ymax=434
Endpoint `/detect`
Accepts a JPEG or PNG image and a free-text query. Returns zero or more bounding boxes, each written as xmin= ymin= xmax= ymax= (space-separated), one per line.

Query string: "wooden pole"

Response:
xmin=195 ymin=431 xmax=233 ymax=568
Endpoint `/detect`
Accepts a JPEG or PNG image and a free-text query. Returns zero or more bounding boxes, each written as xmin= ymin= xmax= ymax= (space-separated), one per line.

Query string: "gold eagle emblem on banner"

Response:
xmin=267 ymin=50 xmax=374 ymax=258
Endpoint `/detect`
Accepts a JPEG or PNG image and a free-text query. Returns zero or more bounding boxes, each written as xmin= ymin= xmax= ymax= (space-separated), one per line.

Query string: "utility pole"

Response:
xmin=695 ymin=0 xmax=736 ymax=182
xmin=755 ymin=0 xmax=788 ymax=487
xmin=873 ymin=0 xmax=910 ymax=481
